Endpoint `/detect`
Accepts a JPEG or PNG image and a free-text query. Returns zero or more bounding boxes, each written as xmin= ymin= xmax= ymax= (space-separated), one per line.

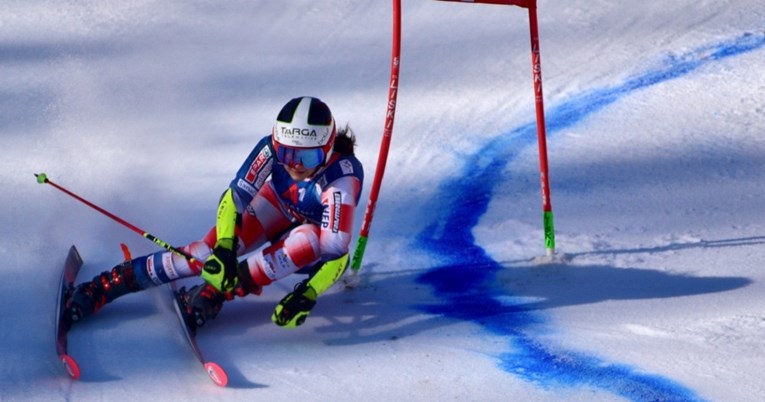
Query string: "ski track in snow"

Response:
xmin=413 ymin=30 xmax=765 ymax=401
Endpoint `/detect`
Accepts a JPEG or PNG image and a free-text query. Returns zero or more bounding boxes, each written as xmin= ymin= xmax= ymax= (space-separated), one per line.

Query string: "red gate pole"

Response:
xmin=350 ymin=0 xmax=402 ymax=272
xmin=527 ymin=2 xmax=556 ymax=257
xmin=435 ymin=0 xmax=555 ymax=257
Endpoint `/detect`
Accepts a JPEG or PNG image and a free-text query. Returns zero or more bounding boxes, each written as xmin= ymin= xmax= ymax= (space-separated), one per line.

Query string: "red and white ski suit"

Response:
xmin=135 ymin=135 xmax=363 ymax=289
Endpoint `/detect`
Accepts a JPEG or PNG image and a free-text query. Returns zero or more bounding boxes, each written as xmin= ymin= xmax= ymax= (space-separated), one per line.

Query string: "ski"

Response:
xmin=167 ymin=281 xmax=228 ymax=387
xmin=55 ymin=245 xmax=84 ymax=380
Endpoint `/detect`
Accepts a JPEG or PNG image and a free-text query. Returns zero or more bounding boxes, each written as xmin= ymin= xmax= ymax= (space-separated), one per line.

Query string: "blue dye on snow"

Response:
xmin=413 ymin=31 xmax=764 ymax=400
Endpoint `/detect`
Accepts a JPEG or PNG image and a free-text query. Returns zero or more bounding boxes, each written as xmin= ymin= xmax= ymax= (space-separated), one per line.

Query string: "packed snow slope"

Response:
xmin=2 ymin=1 xmax=765 ymax=401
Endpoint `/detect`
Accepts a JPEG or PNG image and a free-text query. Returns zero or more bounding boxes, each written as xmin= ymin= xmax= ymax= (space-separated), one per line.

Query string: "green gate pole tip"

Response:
xmin=350 ymin=235 xmax=368 ymax=272
xmin=36 ymin=173 xmax=48 ymax=184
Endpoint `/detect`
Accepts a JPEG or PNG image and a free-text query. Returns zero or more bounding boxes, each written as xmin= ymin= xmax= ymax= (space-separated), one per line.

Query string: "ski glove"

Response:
xmin=271 ymin=254 xmax=349 ymax=328
xmin=201 ymin=238 xmax=239 ymax=292
xmin=272 ymin=280 xmax=317 ymax=328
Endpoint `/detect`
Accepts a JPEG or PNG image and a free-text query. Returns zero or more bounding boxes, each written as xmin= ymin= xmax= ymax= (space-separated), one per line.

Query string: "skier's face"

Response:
xmin=284 ymin=163 xmax=317 ymax=181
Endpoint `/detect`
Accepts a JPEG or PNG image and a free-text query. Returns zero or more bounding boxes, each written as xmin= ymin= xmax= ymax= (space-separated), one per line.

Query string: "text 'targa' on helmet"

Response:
xmin=272 ymin=96 xmax=336 ymax=168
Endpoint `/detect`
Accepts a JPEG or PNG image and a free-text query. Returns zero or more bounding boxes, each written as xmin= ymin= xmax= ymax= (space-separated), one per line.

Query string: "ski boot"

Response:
xmin=182 ymin=283 xmax=225 ymax=330
xmin=66 ymin=261 xmax=141 ymax=324
xmin=182 ymin=261 xmax=262 ymax=331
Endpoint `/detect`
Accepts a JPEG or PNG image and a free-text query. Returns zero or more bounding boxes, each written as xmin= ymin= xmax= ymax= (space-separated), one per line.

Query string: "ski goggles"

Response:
xmin=275 ymin=145 xmax=325 ymax=169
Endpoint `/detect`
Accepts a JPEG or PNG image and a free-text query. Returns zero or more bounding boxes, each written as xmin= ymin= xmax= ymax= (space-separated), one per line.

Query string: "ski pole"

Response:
xmin=35 ymin=173 xmax=203 ymax=269
xmin=350 ymin=0 xmax=402 ymax=273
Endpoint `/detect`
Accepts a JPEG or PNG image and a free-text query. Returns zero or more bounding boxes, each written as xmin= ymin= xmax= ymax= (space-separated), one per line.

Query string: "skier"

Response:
xmin=65 ymin=96 xmax=364 ymax=330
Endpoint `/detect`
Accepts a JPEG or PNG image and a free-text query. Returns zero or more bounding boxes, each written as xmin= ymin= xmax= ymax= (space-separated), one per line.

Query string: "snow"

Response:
xmin=2 ymin=0 xmax=765 ymax=401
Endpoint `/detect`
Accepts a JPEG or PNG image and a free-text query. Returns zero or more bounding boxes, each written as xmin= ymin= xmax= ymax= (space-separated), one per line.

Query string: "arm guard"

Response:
xmin=215 ymin=188 xmax=240 ymax=242
xmin=306 ymin=253 xmax=349 ymax=297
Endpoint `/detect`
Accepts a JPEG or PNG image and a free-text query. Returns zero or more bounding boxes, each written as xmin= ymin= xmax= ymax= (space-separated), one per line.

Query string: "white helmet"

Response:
xmin=272 ymin=96 xmax=336 ymax=168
